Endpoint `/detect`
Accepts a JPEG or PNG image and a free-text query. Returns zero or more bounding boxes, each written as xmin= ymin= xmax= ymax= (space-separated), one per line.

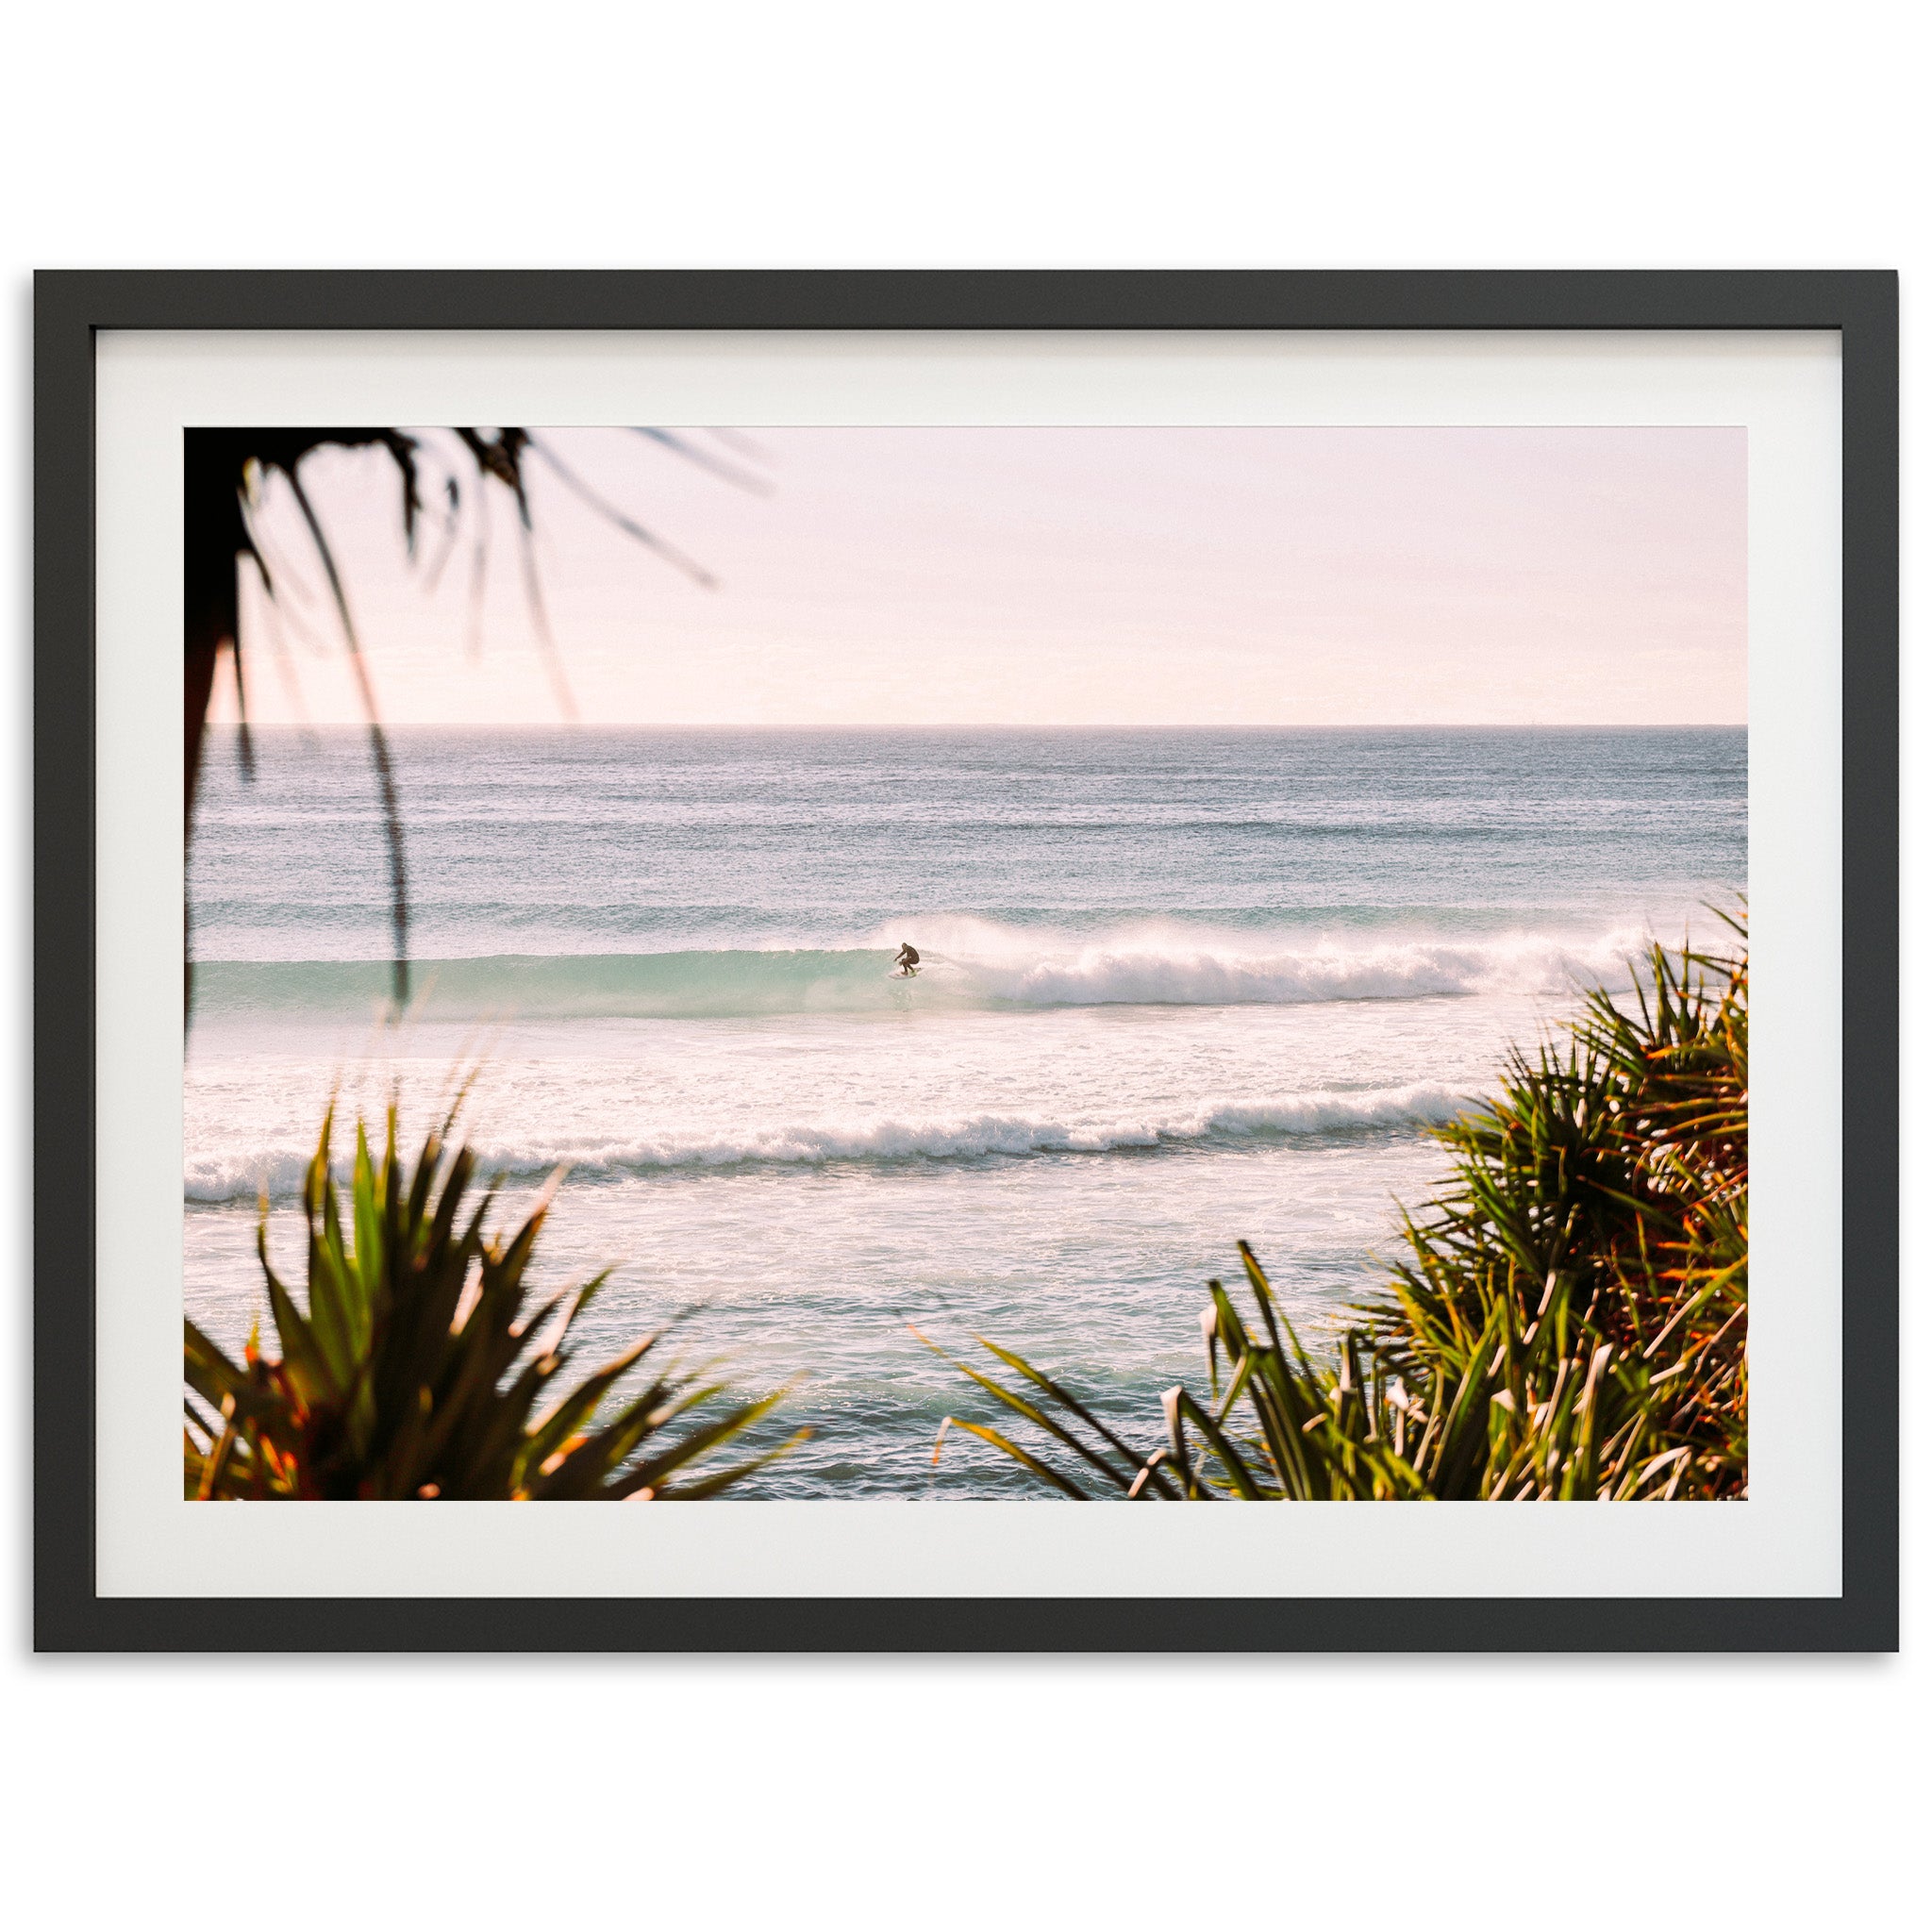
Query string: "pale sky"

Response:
xmin=209 ymin=425 xmax=1746 ymax=728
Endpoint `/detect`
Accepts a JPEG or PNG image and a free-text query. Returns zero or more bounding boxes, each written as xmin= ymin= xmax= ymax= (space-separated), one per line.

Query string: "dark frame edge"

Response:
xmin=33 ymin=272 xmax=101 ymax=1653
xmin=37 ymin=1591 xmax=1883 ymax=1655
xmin=22 ymin=265 xmax=1907 ymax=334
xmin=1836 ymin=271 xmax=1900 ymax=1652
xmin=32 ymin=269 xmax=1900 ymax=1654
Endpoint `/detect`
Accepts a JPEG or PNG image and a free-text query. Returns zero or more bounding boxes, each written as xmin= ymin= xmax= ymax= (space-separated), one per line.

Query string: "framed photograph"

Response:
xmin=34 ymin=271 xmax=1897 ymax=1651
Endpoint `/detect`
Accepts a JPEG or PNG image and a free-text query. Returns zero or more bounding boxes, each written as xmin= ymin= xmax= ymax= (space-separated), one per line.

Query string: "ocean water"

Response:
xmin=185 ymin=725 xmax=1746 ymax=1496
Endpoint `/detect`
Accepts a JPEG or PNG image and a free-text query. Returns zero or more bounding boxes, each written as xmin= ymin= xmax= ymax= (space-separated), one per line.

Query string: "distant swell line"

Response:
xmin=182 ymin=1082 xmax=1473 ymax=1201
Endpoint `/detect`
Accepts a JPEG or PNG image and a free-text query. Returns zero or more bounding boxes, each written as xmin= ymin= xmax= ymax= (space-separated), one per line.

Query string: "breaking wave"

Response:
xmin=193 ymin=924 xmax=1642 ymax=1023
xmin=182 ymin=1081 xmax=1473 ymax=1201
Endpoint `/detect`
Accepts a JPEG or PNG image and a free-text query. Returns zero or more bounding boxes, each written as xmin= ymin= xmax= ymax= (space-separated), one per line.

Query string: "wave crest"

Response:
xmin=192 ymin=925 xmax=1641 ymax=1022
xmin=965 ymin=934 xmax=1631 ymax=1007
xmin=183 ymin=1081 xmax=1471 ymax=1201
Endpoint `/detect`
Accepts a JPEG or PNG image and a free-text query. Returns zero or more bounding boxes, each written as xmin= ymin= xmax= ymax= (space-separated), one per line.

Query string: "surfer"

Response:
xmin=892 ymin=941 xmax=921 ymax=977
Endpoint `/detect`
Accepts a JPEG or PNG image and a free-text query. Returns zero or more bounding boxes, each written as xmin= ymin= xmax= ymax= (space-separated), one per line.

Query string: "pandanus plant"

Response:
xmin=927 ymin=924 xmax=1747 ymax=1502
xmin=184 ymin=1106 xmax=806 ymax=1500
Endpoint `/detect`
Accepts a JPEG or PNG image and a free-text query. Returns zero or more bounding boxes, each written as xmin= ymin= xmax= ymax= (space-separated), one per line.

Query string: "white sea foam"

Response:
xmin=951 ymin=930 xmax=1641 ymax=1008
xmin=194 ymin=922 xmax=1653 ymax=1022
xmin=182 ymin=1080 xmax=1473 ymax=1201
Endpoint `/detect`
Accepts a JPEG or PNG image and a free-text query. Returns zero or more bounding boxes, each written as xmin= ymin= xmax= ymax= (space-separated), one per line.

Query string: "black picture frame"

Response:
xmin=33 ymin=269 xmax=1899 ymax=1653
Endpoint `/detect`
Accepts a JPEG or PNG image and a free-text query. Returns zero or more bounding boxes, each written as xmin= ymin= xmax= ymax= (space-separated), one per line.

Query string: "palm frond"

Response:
xmin=933 ymin=926 xmax=1748 ymax=1502
xmin=184 ymin=1105 xmax=806 ymax=1501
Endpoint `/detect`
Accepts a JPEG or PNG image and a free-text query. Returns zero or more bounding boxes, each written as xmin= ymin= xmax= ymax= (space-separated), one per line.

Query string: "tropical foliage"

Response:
xmin=927 ymin=928 xmax=1747 ymax=1501
xmin=184 ymin=1106 xmax=805 ymax=1500
xmin=185 ymin=426 xmax=759 ymax=1013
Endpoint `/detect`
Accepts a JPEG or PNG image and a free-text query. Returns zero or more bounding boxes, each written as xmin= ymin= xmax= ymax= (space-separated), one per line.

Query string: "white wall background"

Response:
xmin=0 ymin=4 xmax=1919 ymax=1925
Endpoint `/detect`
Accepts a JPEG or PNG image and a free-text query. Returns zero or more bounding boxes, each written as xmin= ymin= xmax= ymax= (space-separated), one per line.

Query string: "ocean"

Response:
xmin=185 ymin=725 xmax=1746 ymax=1496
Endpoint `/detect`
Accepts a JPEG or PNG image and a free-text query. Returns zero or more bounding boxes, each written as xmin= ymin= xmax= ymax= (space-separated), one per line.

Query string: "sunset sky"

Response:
xmin=208 ymin=425 xmax=1747 ymax=729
